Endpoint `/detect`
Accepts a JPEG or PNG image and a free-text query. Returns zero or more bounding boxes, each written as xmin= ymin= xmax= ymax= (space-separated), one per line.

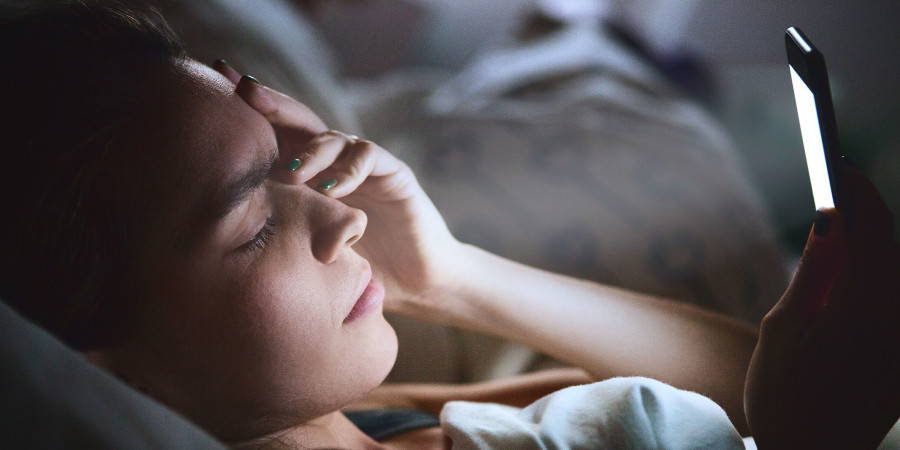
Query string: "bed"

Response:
xmin=5 ymin=0 xmax=896 ymax=447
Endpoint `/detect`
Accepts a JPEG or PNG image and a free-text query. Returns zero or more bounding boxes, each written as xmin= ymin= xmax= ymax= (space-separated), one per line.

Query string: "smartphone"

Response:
xmin=786 ymin=26 xmax=844 ymax=211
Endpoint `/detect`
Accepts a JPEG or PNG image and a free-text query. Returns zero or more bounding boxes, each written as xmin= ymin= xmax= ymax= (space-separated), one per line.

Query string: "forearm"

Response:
xmin=347 ymin=367 xmax=593 ymax=416
xmin=418 ymin=244 xmax=757 ymax=433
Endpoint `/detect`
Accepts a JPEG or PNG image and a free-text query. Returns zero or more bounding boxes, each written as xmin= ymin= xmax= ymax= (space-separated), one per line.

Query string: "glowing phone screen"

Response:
xmin=790 ymin=65 xmax=835 ymax=210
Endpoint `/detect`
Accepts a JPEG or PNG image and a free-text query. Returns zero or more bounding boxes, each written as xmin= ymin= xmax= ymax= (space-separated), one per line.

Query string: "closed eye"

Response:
xmin=240 ymin=217 xmax=276 ymax=253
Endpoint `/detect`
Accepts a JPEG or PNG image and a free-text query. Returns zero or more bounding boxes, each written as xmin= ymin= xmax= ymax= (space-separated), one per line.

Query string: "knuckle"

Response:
xmin=760 ymin=309 xmax=777 ymax=328
xmin=323 ymin=129 xmax=360 ymax=143
xmin=352 ymin=141 xmax=377 ymax=159
xmin=334 ymin=147 xmax=368 ymax=179
xmin=341 ymin=161 xmax=363 ymax=180
xmin=759 ymin=310 xmax=782 ymax=335
xmin=297 ymin=149 xmax=316 ymax=162
xmin=322 ymin=129 xmax=345 ymax=139
xmin=308 ymin=132 xmax=335 ymax=146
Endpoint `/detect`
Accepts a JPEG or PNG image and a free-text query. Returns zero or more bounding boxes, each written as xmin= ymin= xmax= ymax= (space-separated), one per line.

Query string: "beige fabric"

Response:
xmin=353 ymin=24 xmax=789 ymax=382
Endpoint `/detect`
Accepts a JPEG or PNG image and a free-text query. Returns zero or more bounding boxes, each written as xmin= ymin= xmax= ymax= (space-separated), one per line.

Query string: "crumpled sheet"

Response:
xmin=441 ymin=375 xmax=900 ymax=449
xmin=440 ymin=377 xmax=747 ymax=449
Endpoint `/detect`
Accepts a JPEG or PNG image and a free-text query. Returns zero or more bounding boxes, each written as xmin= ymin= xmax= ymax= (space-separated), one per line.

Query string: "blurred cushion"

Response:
xmin=156 ymin=0 xmax=361 ymax=133
xmin=351 ymin=23 xmax=789 ymax=382
xmin=0 ymin=299 xmax=223 ymax=449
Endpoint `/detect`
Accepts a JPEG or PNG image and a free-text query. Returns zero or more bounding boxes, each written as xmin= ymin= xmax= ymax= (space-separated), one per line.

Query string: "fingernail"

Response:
xmin=285 ymin=158 xmax=301 ymax=171
xmin=813 ymin=210 xmax=831 ymax=237
xmin=214 ymin=58 xmax=230 ymax=68
xmin=841 ymin=155 xmax=857 ymax=168
xmin=242 ymin=74 xmax=260 ymax=85
xmin=317 ymin=178 xmax=338 ymax=191
xmin=330 ymin=129 xmax=360 ymax=142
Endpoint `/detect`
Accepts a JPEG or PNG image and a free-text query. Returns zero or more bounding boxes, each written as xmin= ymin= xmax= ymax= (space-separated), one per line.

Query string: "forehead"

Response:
xmin=150 ymin=60 xmax=264 ymax=170
xmin=132 ymin=60 xmax=275 ymax=238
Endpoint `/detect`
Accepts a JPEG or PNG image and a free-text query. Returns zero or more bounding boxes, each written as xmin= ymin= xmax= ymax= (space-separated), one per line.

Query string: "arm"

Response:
xmin=395 ymin=243 xmax=757 ymax=435
xmin=346 ymin=367 xmax=593 ymax=416
xmin=221 ymin=73 xmax=756 ymax=433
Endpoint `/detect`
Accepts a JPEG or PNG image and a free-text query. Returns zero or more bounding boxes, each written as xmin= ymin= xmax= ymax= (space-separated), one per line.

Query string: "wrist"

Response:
xmin=420 ymin=243 xmax=517 ymax=333
xmin=384 ymin=240 xmax=479 ymax=327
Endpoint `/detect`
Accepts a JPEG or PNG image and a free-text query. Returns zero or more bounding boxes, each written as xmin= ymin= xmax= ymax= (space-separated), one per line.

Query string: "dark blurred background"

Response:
xmin=307 ymin=0 xmax=900 ymax=253
xmin=648 ymin=1 xmax=900 ymax=252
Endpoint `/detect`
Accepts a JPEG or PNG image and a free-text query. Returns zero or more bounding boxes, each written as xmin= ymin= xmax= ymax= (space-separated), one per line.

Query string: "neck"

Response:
xmin=230 ymin=411 xmax=382 ymax=449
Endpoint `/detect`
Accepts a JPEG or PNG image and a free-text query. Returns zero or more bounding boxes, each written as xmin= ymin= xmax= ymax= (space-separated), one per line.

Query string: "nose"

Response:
xmin=311 ymin=200 xmax=367 ymax=264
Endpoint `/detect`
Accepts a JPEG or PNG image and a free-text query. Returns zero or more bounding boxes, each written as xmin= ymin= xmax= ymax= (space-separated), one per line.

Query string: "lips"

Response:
xmin=343 ymin=275 xmax=385 ymax=324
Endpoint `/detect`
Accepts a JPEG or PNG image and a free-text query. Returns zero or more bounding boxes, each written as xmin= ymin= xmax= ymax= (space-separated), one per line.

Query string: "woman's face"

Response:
xmin=107 ymin=60 xmax=397 ymax=440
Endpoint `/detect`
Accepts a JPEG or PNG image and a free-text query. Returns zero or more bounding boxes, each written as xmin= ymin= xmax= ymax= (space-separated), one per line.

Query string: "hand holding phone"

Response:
xmin=786 ymin=26 xmax=844 ymax=211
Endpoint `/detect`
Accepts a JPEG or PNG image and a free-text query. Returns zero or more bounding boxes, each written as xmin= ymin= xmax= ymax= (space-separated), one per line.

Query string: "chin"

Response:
xmin=289 ymin=316 xmax=399 ymax=424
xmin=368 ymin=313 xmax=399 ymax=387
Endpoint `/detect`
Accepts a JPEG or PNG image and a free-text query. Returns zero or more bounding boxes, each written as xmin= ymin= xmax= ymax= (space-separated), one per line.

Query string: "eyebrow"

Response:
xmin=208 ymin=147 xmax=279 ymax=220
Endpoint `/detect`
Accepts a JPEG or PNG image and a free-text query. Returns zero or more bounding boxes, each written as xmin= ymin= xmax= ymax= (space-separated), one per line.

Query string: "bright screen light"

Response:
xmin=790 ymin=65 xmax=835 ymax=210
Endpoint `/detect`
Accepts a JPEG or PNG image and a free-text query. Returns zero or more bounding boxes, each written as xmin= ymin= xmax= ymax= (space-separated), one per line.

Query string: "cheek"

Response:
xmin=225 ymin=259 xmax=337 ymax=380
xmin=219 ymin=251 xmax=370 ymax=411
xmin=138 ymin=218 xmax=397 ymax=430
xmin=142 ymin=249 xmax=337 ymax=401
xmin=231 ymin=253 xmax=398 ymax=419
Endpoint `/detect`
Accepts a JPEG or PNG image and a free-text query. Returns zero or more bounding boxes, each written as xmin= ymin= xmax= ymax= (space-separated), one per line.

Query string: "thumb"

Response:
xmin=774 ymin=209 xmax=847 ymax=321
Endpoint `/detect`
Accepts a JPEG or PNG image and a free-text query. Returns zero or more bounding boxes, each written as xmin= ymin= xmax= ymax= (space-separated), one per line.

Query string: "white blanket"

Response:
xmin=440 ymin=377 xmax=747 ymax=450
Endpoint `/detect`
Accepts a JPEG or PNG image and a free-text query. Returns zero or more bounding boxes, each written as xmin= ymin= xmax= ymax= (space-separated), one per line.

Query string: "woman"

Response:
xmin=1 ymin=2 xmax=897 ymax=448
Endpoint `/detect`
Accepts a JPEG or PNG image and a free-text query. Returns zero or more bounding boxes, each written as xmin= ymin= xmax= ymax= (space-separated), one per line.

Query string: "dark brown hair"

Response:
xmin=0 ymin=1 xmax=186 ymax=349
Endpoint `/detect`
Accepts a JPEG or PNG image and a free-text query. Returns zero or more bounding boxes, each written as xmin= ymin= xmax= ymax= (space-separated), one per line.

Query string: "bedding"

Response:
xmin=442 ymin=377 xmax=900 ymax=449
xmin=156 ymin=0 xmax=360 ymax=133
xmin=0 ymin=299 xmax=223 ymax=449
xmin=2 ymin=3 xmax=899 ymax=447
xmin=441 ymin=377 xmax=747 ymax=449
xmin=349 ymin=19 xmax=791 ymax=382
xmin=4 ymin=291 xmax=900 ymax=448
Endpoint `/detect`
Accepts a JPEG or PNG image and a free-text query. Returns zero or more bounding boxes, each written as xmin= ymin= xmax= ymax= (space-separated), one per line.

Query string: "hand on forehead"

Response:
xmin=211 ymin=58 xmax=330 ymax=149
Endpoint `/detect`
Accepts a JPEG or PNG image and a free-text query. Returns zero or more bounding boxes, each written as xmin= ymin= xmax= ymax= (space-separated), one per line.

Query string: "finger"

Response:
xmin=827 ymin=224 xmax=899 ymax=321
xmin=822 ymin=163 xmax=898 ymax=318
xmin=275 ymin=131 xmax=355 ymax=186
xmin=319 ymin=140 xmax=415 ymax=200
xmin=306 ymin=141 xmax=379 ymax=198
xmin=211 ymin=59 xmax=241 ymax=84
xmin=840 ymin=162 xmax=895 ymax=245
xmin=769 ymin=209 xmax=847 ymax=325
xmin=235 ymin=75 xmax=328 ymax=143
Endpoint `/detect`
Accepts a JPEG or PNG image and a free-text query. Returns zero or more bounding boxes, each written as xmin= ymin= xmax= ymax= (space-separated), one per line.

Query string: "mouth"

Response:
xmin=343 ymin=271 xmax=385 ymax=325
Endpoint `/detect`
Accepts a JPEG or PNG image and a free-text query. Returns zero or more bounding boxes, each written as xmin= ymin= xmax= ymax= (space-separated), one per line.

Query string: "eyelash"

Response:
xmin=242 ymin=217 xmax=276 ymax=253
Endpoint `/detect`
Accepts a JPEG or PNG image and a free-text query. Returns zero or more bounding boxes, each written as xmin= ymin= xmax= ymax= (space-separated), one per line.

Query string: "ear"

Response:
xmin=80 ymin=349 xmax=156 ymax=398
